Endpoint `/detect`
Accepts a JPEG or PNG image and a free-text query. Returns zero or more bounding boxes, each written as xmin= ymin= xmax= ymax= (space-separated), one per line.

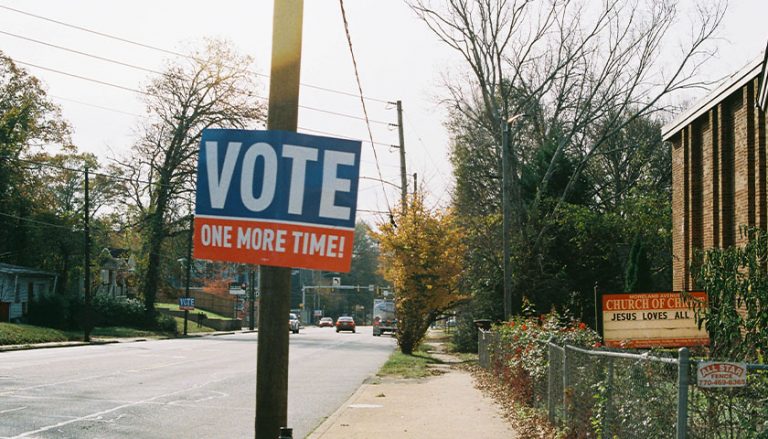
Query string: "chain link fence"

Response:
xmin=478 ymin=329 xmax=768 ymax=438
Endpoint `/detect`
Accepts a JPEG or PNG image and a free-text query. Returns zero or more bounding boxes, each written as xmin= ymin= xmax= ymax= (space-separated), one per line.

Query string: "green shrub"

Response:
xmin=451 ymin=309 xmax=481 ymax=353
xmin=0 ymin=323 xmax=69 ymax=345
xmin=28 ymin=293 xmax=83 ymax=330
xmin=92 ymin=294 xmax=145 ymax=327
xmin=154 ymin=313 xmax=177 ymax=334
xmin=486 ymin=312 xmax=599 ymax=413
xmin=492 ymin=312 xmax=600 ymax=382
xmin=28 ymin=294 xmax=71 ymax=329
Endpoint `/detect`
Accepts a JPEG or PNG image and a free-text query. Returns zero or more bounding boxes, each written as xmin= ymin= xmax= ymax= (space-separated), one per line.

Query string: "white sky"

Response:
xmin=0 ymin=0 xmax=765 ymax=226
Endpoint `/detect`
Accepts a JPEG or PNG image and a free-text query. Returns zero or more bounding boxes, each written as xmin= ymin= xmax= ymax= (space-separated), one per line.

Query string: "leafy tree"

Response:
xmin=692 ymin=227 xmax=768 ymax=360
xmin=116 ymin=39 xmax=266 ymax=316
xmin=376 ymin=192 xmax=468 ymax=354
xmin=624 ymin=234 xmax=653 ymax=293
xmin=0 ymin=51 xmax=70 ymax=266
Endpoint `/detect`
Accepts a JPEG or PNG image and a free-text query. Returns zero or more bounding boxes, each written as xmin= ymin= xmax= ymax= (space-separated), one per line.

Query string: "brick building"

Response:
xmin=662 ymin=51 xmax=768 ymax=290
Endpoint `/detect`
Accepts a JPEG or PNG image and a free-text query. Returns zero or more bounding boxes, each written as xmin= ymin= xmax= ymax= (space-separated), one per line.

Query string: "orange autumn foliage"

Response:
xmin=376 ymin=192 xmax=468 ymax=354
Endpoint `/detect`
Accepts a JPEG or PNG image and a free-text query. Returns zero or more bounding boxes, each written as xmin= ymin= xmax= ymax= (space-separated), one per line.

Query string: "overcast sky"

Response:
xmin=0 ymin=0 xmax=765 ymax=226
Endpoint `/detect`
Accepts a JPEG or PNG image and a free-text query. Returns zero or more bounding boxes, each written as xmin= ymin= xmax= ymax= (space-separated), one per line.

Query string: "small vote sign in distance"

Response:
xmin=193 ymin=129 xmax=361 ymax=272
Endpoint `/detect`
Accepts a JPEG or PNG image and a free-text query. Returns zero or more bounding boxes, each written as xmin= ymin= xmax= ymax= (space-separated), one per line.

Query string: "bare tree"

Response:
xmin=413 ymin=0 xmax=724 ymax=245
xmin=411 ymin=0 xmax=724 ymax=242
xmin=116 ymin=39 xmax=265 ymax=316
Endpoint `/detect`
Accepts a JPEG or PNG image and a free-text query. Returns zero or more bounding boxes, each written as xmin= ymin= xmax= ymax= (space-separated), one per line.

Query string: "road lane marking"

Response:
xmin=0 ymin=406 xmax=26 ymax=414
xmin=10 ymin=375 xmax=233 ymax=438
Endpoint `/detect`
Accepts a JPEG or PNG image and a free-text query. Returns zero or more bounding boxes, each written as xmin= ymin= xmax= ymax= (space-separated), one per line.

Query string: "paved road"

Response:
xmin=0 ymin=327 xmax=396 ymax=439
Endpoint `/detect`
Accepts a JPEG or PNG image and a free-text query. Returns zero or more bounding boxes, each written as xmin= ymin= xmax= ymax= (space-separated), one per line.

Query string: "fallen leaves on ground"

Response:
xmin=465 ymin=364 xmax=562 ymax=439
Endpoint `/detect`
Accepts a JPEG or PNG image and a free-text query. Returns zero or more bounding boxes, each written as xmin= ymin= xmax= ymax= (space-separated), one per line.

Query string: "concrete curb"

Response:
xmin=0 ymin=339 xmax=120 ymax=353
xmin=0 ymin=328 xmax=255 ymax=353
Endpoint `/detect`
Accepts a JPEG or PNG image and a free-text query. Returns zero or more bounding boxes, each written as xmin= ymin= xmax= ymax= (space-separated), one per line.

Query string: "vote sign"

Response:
xmin=179 ymin=297 xmax=195 ymax=311
xmin=193 ymin=129 xmax=361 ymax=272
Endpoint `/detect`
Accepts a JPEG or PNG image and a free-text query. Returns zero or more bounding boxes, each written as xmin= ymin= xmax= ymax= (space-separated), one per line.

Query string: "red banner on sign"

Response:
xmin=193 ymin=215 xmax=354 ymax=272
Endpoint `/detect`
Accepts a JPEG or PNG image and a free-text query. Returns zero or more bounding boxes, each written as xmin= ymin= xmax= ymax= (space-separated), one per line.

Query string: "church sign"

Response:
xmin=602 ymin=292 xmax=709 ymax=348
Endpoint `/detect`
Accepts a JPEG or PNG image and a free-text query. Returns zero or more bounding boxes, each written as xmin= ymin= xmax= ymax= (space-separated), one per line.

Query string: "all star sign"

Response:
xmin=193 ymin=129 xmax=361 ymax=272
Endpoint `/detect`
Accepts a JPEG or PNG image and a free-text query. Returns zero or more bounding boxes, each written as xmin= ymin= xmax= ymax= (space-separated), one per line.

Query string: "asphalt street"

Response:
xmin=0 ymin=326 xmax=396 ymax=439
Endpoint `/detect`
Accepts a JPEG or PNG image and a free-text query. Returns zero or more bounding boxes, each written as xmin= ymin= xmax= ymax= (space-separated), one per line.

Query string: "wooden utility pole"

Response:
xmin=396 ymin=100 xmax=407 ymax=208
xmin=255 ymin=1 xmax=304 ymax=438
xmin=83 ymin=167 xmax=92 ymax=342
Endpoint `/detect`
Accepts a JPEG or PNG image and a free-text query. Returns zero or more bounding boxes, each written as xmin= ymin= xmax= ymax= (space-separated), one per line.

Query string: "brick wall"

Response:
xmin=671 ymin=77 xmax=768 ymax=289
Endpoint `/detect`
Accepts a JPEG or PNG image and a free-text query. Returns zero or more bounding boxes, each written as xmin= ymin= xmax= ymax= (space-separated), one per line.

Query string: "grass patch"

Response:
xmin=173 ymin=317 xmax=214 ymax=334
xmin=62 ymin=326 xmax=171 ymax=341
xmin=156 ymin=302 xmax=229 ymax=320
xmin=378 ymin=346 xmax=444 ymax=379
xmin=0 ymin=323 xmax=69 ymax=345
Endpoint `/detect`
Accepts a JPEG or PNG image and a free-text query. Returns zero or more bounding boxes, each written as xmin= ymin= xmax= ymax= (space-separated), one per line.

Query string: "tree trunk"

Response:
xmin=141 ymin=187 xmax=169 ymax=320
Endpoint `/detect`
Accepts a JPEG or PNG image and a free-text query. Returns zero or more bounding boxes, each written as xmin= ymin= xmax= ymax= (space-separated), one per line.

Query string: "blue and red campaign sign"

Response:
xmin=193 ymin=129 xmax=361 ymax=272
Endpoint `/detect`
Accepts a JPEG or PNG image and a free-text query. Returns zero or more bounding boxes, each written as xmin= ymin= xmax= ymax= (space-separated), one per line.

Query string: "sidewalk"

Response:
xmin=307 ymin=334 xmax=519 ymax=439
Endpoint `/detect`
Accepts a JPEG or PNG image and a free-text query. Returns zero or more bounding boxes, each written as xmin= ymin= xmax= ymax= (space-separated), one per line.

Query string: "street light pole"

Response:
xmin=183 ymin=210 xmax=193 ymax=336
xmin=502 ymin=113 xmax=526 ymax=321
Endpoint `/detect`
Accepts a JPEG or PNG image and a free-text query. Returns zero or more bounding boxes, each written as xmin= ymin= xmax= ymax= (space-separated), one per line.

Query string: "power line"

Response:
xmin=45 ymin=93 xmax=397 ymax=149
xmin=0 ymin=211 xmax=74 ymax=230
xmin=297 ymin=127 xmax=395 ymax=148
xmin=0 ymin=3 xmax=392 ymax=104
xmin=0 ymin=29 xmax=163 ymax=75
xmin=11 ymin=52 xmax=393 ymax=125
xmin=338 ymin=0 xmax=392 ymax=216
xmin=50 ymin=94 xmax=149 ymax=118
xmin=14 ymin=59 xmax=149 ymax=96
xmin=7 ymin=155 xmax=399 ymax=197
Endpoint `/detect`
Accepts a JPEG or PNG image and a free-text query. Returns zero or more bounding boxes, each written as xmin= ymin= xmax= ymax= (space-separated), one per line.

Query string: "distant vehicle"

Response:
xmin=289 ymin=313 xmax=300 ymax=334
xmin=318 ymin=317 xmax=334 ymax=327
xmin=373 ymin=298 xmax=396 ymax=336
xmin=336 ymin=316 xmax=356 ymax=333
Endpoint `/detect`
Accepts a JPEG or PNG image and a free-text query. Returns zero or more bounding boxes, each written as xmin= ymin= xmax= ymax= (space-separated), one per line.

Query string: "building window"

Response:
xmin=14 ymin=283 xmax=20 ymax=303
xmin=22 ymin=301 xmax=28 ymax=315
xmin=28 ymin=282 xmax=34 ymax=303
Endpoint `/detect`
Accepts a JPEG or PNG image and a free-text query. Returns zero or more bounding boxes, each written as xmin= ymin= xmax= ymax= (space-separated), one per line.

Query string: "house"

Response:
xmin=662 ymin=44 xmax=768 ymax=290
xmin=0 ymin=263 xmax=57 ymax=322
xmin=97 ymin=248 xmax=136 ymax=297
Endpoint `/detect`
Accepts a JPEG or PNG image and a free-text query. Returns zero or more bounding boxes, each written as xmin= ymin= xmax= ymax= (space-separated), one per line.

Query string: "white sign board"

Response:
xmin=697 ymin=362 xmax=747 ymax=388
xmin=602 ymin=292 xmax=709 ymax=348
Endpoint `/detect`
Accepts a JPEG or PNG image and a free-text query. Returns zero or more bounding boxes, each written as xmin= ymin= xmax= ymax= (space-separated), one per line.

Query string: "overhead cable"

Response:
xmin=0 ymin=3 xmax=391 ymax=104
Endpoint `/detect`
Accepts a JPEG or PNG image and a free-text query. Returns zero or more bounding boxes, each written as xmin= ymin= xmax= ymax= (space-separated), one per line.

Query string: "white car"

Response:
xmin=289 ymin=313 xmax=300 ymax=334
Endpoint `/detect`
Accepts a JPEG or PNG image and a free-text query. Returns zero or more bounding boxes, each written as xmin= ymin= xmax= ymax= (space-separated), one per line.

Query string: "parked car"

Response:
xmin=289 ymin=313 xmax=300 ymax=334
xmin=318 ymin=317 xmax=334 ymax=327
xmin=335 ymin=316 xmax=356 ymax=333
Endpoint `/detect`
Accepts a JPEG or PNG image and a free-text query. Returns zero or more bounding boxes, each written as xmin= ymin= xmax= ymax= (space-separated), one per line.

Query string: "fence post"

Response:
xmin=604 ymin=359 xmax=614 ymax=438
xmin=478 ymin=331 xmax=486 ymax=368
xmin=677 ymin=347 xmax=689 ymax=439
xmin=547 ymin=339 xmax=555 ymax=423
xmin=562 ymin=345 xmax=569 ymax=428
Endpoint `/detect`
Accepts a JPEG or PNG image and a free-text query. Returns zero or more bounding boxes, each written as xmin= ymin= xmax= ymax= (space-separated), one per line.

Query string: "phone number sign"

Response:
xmin=193 ymin=129 xmax=361 ymax=272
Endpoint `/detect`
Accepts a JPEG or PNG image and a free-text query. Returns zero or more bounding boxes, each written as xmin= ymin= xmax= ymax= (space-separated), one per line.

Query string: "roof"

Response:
xmin=0 ymin=263 xmax=56 ymax=277
xmin=661 ymin=55 xmax=763 ymax=141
